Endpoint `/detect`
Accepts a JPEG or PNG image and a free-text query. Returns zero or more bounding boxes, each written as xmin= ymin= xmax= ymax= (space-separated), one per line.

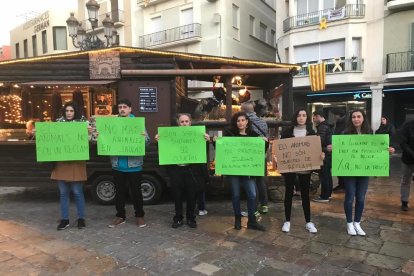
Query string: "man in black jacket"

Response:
xmin=400 ymin=119 xmax=414 ymax=211
xmin=312 ymin=110 xmax=333 ymax=202
xmin=331 ymin=108 xmax=346 ymax=192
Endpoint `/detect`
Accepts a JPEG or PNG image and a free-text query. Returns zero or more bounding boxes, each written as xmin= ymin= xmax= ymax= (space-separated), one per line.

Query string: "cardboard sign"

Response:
xmin=215 ymin=137 xmax=265 ymax=176
xmin=35 ymin=122 xmax=89 ymax=162
xmin=332 ymin=134 xmax=389 ymax=176
xmin=274 ymin=136 xmax=323 ymax=173
xmin=96 ymin=117 xmax=146 ymax=156
xmin=158 ymin=126 xmax=207 ymax=165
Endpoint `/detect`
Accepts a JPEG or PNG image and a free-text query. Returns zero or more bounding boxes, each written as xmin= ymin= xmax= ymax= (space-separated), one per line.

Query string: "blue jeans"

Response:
xmin=343 ymin=177 xmax=369 ymax=223
xmin=228 ymin=176 xmax=257 ymax=217
xmin=58 ymin=181 xmax=85 ymax=220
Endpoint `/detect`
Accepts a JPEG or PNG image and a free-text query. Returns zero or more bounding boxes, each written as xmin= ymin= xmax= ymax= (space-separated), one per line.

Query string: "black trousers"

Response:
xmin=319 ymin=156 xmax=333 ymax=199
xmin=169 ymin=166 xmax=197 ymax=221
xmin=113 ymin=170 xmax=144 ymax=219
xmin=283 ymin=173 xmax=311 ymax=222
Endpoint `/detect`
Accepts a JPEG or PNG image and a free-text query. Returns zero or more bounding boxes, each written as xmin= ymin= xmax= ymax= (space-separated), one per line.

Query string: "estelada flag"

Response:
xmin=309 ymin=63 xmax=326 ymax=91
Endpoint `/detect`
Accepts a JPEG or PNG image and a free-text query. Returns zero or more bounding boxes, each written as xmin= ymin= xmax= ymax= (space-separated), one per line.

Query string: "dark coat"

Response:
xmin=400 ymin=120 xmax=414 ymax=165
xmin=316 ymin=121 xmax=332 ymax=154
xmin=334 ymin=116 xmax=346 ymax=135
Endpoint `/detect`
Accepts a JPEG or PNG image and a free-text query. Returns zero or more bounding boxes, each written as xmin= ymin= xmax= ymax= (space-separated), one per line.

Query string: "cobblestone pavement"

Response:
xmin=1 ymin=156 xmax=414 ymax=275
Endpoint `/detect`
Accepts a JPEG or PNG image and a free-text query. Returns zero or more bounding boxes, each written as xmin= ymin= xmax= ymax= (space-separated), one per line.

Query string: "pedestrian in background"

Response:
xmin=280 ymin=108 xmax=319 ymax=234
xmin=312 ymin=110 xmax=333 ymax=203
xmin=329 ymin=110 xmax=394 ymax=236
xmin=108 ymin=99 xmax=150 ymax=229
xmin=241 ymin=101 xmax=269 ymax=215
xmin=331 ymin=108 xmax=346 ymax=193
xmin=399 ymin=119 xmax=414 ymax=211
xmin=51 ymin=102 xmax=90 ymax=230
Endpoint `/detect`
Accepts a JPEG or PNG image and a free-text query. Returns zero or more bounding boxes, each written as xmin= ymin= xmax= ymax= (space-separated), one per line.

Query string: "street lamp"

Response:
xmin=66 ymin=0 xmax=116 ymax=51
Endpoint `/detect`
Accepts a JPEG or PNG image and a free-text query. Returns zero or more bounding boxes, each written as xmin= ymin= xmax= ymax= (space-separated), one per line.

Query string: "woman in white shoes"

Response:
xmin=280 ymin=108 xmax=319 ymax=234
xmin=332 ymin=110 xmax=394 ymax=236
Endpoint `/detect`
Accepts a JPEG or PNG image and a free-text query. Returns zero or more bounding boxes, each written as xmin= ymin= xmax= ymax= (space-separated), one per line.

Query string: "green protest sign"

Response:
xmin=332 ymin=134 xmax=389 ymax=176
xmin=158 ymin=126 xmax=207 ymax=165
xmin=215 ymin=137 xmax=265 ymax=176
xmin=96 ymin=117 xmax=146 ymax=156
xmin=35 ymin=122 xmax=89 ymax=162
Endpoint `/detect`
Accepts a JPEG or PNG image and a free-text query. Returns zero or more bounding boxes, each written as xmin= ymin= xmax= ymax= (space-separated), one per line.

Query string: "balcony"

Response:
xmin=137 ymin=0 xmax=170 ymax=7
xmin=81 ymin=10 xmax=125 ymax=32
xmin=386 ymin=51 xmax=414 ymax=74
xmin=296 ymin=58 xmax=364 ymax=77
xmin=139 ymin=23 xmax=202 ymax=48
xmin=386 ymin=0 xmax=414 ymax=11
xmin=283 ymin=4 xmax=365 ymax=33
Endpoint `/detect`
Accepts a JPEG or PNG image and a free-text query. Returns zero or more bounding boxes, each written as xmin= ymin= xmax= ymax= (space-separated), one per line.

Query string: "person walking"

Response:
xmin=312 ymin=110 xmax=333 ymax=203
xmin=108 ymin=99 xmax=150 ymax=228
xmin=155 ymin=113 xmax=210 ymax=228
xmin=241 ymin=101 xmax=269 ymax=214
xmin=280 ymin=108 xmax=319 ymax=234
xmin=400 ymin=119 xmax=414 ymax=211
xmin=51 ymin=102 xmax=89 ymax=230
xmin=330 ymin=110 xmax=394 ymax=236
xmin=331 ymin=108 xmax=346 ymax=192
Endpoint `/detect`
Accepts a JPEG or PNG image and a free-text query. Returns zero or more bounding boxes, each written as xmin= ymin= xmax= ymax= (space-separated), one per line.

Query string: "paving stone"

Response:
xmin=380 ymin=229 xmax=414 ymax=245
xmin=365 ymin=253 xmax=405 ymax=270
xmin=191 ymin=262 xmax=221 ymax=275
xmin=348 ymin=261 xmax=379 ymax=275
xmin=328 ymin=245 xmax=368 ymax=262
xmin=301 ymin=241 xmax=331 ymax=256
xmin=255 ymin=265 xmax=288 ymax=276
xmin=401 ymin=260 xmax=414 ymax=275
xmin=380 ymin=242 xmax=414 ymax=259
xmin=345 ymin=236 xmax=383 ymax=253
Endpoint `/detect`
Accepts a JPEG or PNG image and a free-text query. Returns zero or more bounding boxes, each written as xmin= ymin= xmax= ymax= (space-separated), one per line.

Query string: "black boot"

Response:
xmin=234 ymin=215 xmax=242 ymax=230
xmin=402 ymin=201 xmax=409 ymax=211
xmin=247 ymin=215 xmax=265 ymax=231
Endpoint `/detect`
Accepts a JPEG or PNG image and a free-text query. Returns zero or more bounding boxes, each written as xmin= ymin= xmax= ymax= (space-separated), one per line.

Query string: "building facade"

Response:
xmin=0 ymin=46 xmax=11 ymax=61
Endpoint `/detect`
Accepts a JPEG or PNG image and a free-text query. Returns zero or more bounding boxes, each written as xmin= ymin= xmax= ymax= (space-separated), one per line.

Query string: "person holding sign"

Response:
xmin=155 ymin=113 xmax=210 ymax=229
xmin=221 ymin=112 xmax=266 ymax=231
xmin=329 ymin=110 xmax=394 ymax=236
xmin=280 ymin=108 xmax=319 ymax=234
xmin=50 ymin=102 xmax=90 ymax=231
xmin=107 ymin=99 xmax=150 ymax=229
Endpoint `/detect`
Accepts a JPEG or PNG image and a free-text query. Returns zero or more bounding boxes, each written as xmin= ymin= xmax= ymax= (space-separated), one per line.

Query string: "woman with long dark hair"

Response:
xmin=280 ymin=108 xmax=319 ymax=234
xmin=51 ymin=102 xmax=89 ymax=230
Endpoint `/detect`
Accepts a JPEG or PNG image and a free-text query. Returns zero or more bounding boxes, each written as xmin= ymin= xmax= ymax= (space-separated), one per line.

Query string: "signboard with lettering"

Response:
xmin=158 ymin=126 xmax=207 ymax=165
xmin=89 ymin=51 xmax=121 ymax=79
xmin=274 ymin=136 xmax=323 ymax=173
xmin=139 ymin=87 xmax=158 ymax=112
xmin=96 ymin=117 xmax=146 ymax=156
xmin=23 ymin=11 xmax=49 ymax=33
xmin=332 ymin=134 xmax=390 ymax=176
xmin=215 ymin=137 xmax=265 ymax=176
xmin=35 ymin=122 xmax=89 ymax=162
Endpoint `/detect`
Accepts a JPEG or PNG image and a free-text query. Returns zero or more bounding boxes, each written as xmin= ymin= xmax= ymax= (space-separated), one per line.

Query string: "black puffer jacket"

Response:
xmin=316 ymin=121 xmax=332 ymax=154
xmin=400 ymin=120 xmax=414 ymax=165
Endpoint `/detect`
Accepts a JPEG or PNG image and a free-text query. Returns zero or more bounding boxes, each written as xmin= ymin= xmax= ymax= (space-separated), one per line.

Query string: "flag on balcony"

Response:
xmin=309 ymin=63 xmax=326 ymax=91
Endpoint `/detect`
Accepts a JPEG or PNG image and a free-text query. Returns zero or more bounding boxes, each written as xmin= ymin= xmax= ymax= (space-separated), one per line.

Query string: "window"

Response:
xmin=23 ymin=39 xmax=28 ymax=58
xmin=42 ymin=30 xmax=48 ymax=54
xmin=411 ymin=23 xmax=414 ymax=51
xmin=181 ymin=8 xmax=194 ymax=37
xmin=297 ymin=0 xmax=319 ymax=14
xmin=271 ymin=29 xmax=276 ymax=47
xmin=15 ymin=43 xmax=20 ymax=59
xmin=259 ymin=22 xmax=267 ymax=42
xmin=232 ymin=4 xmax=239 ymax=29
xmin=294 ymin=40 xmax=345 ymax=63
xmin=32 ymin=35 xmax=38 ymax=57
xmin=53 ymin=27 xmax=67 ymax=50
xmin=249 ymin=15 xmax=255 ymax=35
xmin=151 ymin=16 xmax=162 ymax=44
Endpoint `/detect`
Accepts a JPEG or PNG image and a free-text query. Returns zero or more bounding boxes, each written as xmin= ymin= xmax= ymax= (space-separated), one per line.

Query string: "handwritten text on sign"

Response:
xmin=332 ymin=134 xmax=389 ymax=176
xmin=274 ymin=136 xmax=323 ymax=173
xmin=96 ymin=117 xmax=146 ymax=156
xmin=158 ymin=126 xmax=207 ymax=165
xmin=35 ymin=122 xmax=89 ymax=162
xmin=215 ymin=137 xmax=265 ymax=176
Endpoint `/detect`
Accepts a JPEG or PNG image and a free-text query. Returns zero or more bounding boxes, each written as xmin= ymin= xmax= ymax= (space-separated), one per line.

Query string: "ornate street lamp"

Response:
xmin=66 ymin=0 xmax=116 ymax=50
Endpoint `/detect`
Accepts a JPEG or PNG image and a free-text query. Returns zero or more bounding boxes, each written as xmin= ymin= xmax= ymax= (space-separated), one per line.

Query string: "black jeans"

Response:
xmin=255 ymin=176 xmax=268 ymax=207
xmin=283 ymin=173 xmax=311 ymax=222
xmin=113 ymin=170 xmax=144 ymax=219
xmin=169 ymin=166 xmax=197 ymax=221
xmin=319 ymin=156 xmax=333 ymax=199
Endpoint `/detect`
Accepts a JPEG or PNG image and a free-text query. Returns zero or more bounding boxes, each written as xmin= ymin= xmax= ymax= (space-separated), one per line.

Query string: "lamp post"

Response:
xmin=66 ymin=0 xmax=116 ymax=50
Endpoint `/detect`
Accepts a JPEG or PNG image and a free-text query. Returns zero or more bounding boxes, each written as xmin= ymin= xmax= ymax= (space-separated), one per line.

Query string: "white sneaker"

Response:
xmin=198 ymin=210 xmax=208 ymax=216
xmin=241 ymin=211 xmax=248 ymax=217
xmin=282 ymin=221 xmax=290 ymax=233
xmin=353 ymin=222 xmax=366 ymax=236
xmin=347 ymin=222 xmax=357 ymax=236
xmin=305 ymin=222 xmax=317 ymax=233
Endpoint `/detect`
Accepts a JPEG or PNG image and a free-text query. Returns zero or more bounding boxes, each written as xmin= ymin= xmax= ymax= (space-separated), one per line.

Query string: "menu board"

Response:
xmin=139 ymin=87 xmax=157 ymax=112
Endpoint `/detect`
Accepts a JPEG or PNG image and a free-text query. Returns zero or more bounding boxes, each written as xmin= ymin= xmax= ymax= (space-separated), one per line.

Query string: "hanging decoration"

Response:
xmin=0 ymin=95 xmax=24 ymax=123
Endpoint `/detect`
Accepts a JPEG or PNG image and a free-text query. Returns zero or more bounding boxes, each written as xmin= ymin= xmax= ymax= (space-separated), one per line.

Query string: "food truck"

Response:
xmin=0 ymin=47 xmax=300 ymax=204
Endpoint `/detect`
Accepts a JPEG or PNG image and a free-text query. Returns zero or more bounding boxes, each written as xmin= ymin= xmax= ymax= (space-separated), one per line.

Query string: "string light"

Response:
xmin=0 ymin=95 xmax=23 ymax=124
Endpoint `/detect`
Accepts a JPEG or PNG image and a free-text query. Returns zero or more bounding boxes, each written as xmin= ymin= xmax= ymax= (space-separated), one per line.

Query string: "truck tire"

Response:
xmin=140 ymin=174 xmax=163 ymax=205
xmin=91 ymin=175 xmax=116 ymax=205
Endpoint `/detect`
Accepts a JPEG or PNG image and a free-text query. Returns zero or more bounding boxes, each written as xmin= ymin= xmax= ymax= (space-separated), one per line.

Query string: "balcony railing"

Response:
xmin=283 ymin=4 xmax=365 ymax=32
xmin=386 ymin=51 xmax=414 ymax=73
xmin=296 ymin=58 xmax=364 ymax=77
xmin=81 ymin=10 xmax=125 ymax=32
xmin=139 ymin=23 xmax=201 ymax=48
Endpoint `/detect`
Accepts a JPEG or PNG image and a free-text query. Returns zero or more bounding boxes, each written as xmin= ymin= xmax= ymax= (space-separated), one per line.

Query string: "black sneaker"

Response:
xmin=402 ymin=201 xmax=409 ymax=211
xmin=187 ymin=220 xmax=197 ymax=228
xmin=172 ymin=220 xmax=183 ymax=228
xmin=57 ymin=219 xmax=70 ymax=231
xmin=77 ymin=218 xmax=86 ymax=229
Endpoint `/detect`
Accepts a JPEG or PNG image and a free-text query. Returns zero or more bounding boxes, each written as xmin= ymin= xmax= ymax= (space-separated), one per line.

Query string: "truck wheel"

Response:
xmin=140 ymin=174 xmax=163 ymax=205
xmin=91 ymin=175 xmax=116 ymax=205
